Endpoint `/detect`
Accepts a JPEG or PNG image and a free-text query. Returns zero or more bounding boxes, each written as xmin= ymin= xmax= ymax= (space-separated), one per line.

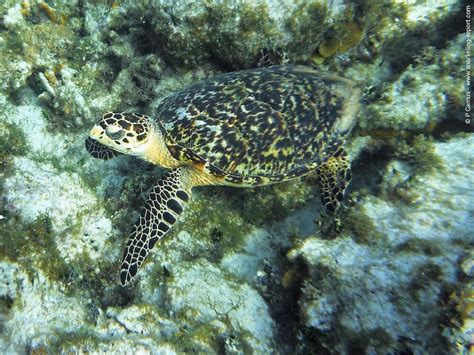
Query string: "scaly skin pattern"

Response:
xmin=85 ymin=136 xmax=121 ymax=160
xmin=120 ymin=167 xmax=192 ymax=286
xmin=315 ymin=148 xmax=352 ymax=213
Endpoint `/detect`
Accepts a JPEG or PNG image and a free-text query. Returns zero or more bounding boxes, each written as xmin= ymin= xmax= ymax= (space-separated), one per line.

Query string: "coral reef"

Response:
xmin=167 ymin=260 xmax=275 ymax=352
xmin=288 ymin=135 xmax=474 ymax=353
xmin=0 ymin=0 xmax=471 ymax=353
xmin=358 ymin=34 xmax=465 ymax=132
xmin=109 ymin=0 xmax=342 ymax=69
xmin=443 ymin=251 xmax=474 ymax=353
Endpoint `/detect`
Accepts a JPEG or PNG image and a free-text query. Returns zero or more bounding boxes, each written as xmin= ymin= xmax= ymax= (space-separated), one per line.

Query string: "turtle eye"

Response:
xmin=106 ymin=125 xmax=124 ymax=140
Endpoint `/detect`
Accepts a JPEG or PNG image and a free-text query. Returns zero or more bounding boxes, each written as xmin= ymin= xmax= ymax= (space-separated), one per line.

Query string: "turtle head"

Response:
xmin=89 ymin=112 xmax=151 ymax=152
xmin=89 ymin=112 xmax=180 ymax=168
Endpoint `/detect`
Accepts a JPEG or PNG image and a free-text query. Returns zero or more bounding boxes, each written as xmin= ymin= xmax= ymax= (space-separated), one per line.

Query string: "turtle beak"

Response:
xmin=89 ymin=125 xmax=103 ymax=140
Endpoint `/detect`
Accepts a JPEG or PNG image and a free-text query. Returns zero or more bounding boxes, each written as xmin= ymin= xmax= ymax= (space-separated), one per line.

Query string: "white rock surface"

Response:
xmin=167 ymin=260 xmax=275 ymax=353
xmin=288 ymin=134 xmax=474 ymax=353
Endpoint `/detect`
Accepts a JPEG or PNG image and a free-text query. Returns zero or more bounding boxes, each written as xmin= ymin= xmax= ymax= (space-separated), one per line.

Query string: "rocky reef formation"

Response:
xmin=0 ymin=0 xmax=471 ymax=353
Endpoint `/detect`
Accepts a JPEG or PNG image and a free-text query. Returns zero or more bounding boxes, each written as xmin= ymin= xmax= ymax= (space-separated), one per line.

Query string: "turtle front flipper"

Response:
xmin=316 ymin=148 xmax=352 ymax=213
xmin=85 ymin=137 xmax=122 ymax=160
xmin=120 ymin=167 xmax=192 ymax=286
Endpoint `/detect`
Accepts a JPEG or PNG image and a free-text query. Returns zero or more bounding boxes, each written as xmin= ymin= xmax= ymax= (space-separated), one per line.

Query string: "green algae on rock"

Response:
xmin=356 ymin=34 xmax=465 ymax=132
xmin=0 ymin=121 xmax=27 ymax=178
xmin=110 ymin=0 xmax=338 ymax=69
xmin=167 ymin=260 xmax=275 ymax=353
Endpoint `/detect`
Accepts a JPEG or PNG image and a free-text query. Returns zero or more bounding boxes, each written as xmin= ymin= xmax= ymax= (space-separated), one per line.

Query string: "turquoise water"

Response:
xmin=0 ymin=1 xmax=472 ymax=353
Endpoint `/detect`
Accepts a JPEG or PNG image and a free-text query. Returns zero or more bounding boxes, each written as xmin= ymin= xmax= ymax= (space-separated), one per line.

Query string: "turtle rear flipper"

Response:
xmin=85 ymin=137 xmax=122 ymax=160
xmin=120 ymin=167 xmax=192 ymax=286
xmin=316 ymin=148 xmax=351 ymax=213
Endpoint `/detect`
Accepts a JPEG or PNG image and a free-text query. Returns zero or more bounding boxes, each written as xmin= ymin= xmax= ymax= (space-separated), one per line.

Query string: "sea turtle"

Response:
xmin=85 ymin=64 xmax=361 ymax=286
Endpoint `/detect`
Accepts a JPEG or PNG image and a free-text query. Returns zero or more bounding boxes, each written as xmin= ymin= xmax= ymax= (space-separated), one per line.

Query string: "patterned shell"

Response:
xmin=156 ymin=65 xmax=360 ymax=185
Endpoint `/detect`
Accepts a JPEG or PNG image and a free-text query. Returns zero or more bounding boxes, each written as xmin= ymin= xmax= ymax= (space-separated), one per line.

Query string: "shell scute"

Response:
xmin=157 ymin=65 xmax=360 ymax=184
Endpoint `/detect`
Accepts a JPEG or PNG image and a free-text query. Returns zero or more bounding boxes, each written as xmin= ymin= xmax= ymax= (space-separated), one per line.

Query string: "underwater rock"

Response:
xmin=220 ymin=198 xmax=317 ymax=283
xmin=111 ymin=0 xmax=348 ymax=69
xmin=108 ymin=304 xmax=179 ymax=340
xmin=167 ymin=260 xmax=275 ymax=352
xmin=0 ymin=91 xmax=68 ymax=157
xmin=0 ymin=268 xmax=88 ymax=353
xmin=443 ymin=251 xmax=474 ymax=352
xmin=4 ymin=157 xmax=98 ymax=225
xmin=0 ymin=262 xmax=23 ymax=303
xmin=0 ymin=259 xmax=181 ymax=353
xmin=359 ymin=34 xmax=465 ymax=131
xmin=288 ymin=134 xmax=474 ymax=353
xmin=396 ymin=0 xmax=461 ymax=26
xmin=2 ymin=3 xmax=25 ymax=29
xmin=3 ymin=156 xmax=114 ymax=255
xmin=461 ymin=251 xmax=474 ymax=278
